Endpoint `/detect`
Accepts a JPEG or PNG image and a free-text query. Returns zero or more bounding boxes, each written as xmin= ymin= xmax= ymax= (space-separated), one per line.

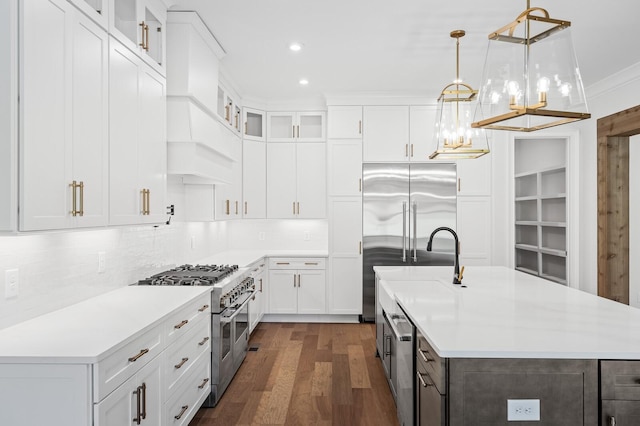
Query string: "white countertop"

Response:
xmin=375 ymin=266 xmax=640 ymax=359
xmin=0 ymin=286 xmax=211 ymax=364
xmin=194 ymin=249 xmax=328 ymax=268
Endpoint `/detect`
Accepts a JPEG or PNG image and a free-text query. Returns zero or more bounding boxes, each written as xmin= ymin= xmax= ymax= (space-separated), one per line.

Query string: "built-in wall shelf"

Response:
xmin=514 ymin=139 xmax=568 ymax=285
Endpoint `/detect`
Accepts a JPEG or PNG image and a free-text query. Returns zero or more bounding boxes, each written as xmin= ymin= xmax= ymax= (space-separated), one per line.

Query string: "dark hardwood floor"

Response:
xmin=189 ymin=322 xmax=399 ymax=426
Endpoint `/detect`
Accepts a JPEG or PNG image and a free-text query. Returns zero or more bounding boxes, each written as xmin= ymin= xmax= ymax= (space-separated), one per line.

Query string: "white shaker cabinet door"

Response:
xmin=20 ymin=0 xmax=70 ymax=231
xmin=138 ymin=66 xmax=166 ymax=224
xmin=328 ymin=140 xmax=362 ymax=196
xmin=297 ymin=270 xmax=326 ymax=314
xmin=109 ymin=40 xmax=142 ymax=225
xmin=296 ymin=143 xmax=326 ymax=219
xmin=266 ymin=143 xmax=297 ymax=219
xmin=362 ymin=106 xmax=409 ymax=162
xmin=457 ymin=153 xmax=492 ymax=196
xmin=328 ymin=106 xmax=362 ymax=139
xmin=268 ymin=270 xmax=298 ymax=314
xmin=243 ymin=140 xmax=266 ymax=219
xmin=71 ymin=13 xmax=109 ymax=228
xmin=409 ymin=105 xmax=437 ymax=161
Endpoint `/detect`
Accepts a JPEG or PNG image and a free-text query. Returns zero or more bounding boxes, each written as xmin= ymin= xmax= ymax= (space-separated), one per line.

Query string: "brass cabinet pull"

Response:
xmin=198 ymin=336 xmax=210 ymax=346
xmin=458 ymin=177 xmax=461 ymax=192
xmin=296 ymin=202 xmax=300 ymax=215
xmin=259 ymin=278 xmax=263 ymax=292
xmin=292 ymin=125 xmax=295 ymax=138
xmin=235 ymin=114 xmax=239 ymax=130
xmin=244 ymin=122 xmax=248 ymax=134
xmin=79 ymin=181 xmax=84 ymax=216
xmin=305 ymin=262 xmax=318 ymax=265
xmin=70 ymin=181 xmax=78 ymax=216
xmin=293 ymin=275 xmax=296 ymax=288
xmin=141 ymin=189 xmax=150 ymax=215
xmin=276 ymin=262 xmax=290 ymax=265
xmin=141 ymin=382 xmax=147 ymax=420
xmin=128 ymin=348 xmax=149 ymax=362
xmin=297 ymin=274 xmax=301 ymax=287
xmin=358 ymin=119 xmax=362 ymax=134
xmin=174 ymin=319 xmax=188 ymax=329
xmin=411 ymin=144 xmax=414 ymax=157
xmin=359 ymin=178 xmax=362 ymax=192
xmin=296 ymin=125 xmax=300 ymax=138
xmin=235 ymin=200 xmax=238 ymax=215
xmin=225 ymin=104 xmax=231 ymax=122
xmin=418 ymin=348 xmax=433 ymax=363
xmin=146 ymin=189 xmax=150 ymax=215
xmin=226 ymin=199 xmax=230 ymax=215
xmin=174 ymin=357 xmax=189 ymax=369
xmin=143 ymin=24 xmax=149 ymax=51
xmin=133 ymin=385 xmax=142 ymax=424
xmin=359 ymin=241 xmax=362 ymax=255
xmin=293 ymin=201 xmax=296 ymax=215
xmin=138 ymin=21 xmax=146 ymax=50
xmin=174 ymin=405 xmax=189 ymax=420
xmin=198 ymin=378 xmax=210 ymax=389
xmin=405 ymin=144 xmax=409 ymax=157
xmin=244 ymin=201 xmax=248 ymax=215
xmin=198 ymin=304 xmax=209 ymax=312
xmin=416 ymin=371 xmax=434 ymax=388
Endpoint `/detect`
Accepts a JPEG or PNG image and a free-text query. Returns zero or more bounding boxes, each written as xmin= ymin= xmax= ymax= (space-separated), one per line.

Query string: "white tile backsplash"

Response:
xmin=0 ymin=222 xmax=229 ymax=329
xmin=227 ymin=219 xmax=328 ymax=251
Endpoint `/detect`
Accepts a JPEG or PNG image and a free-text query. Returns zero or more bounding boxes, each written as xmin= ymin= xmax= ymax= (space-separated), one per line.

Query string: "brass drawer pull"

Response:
xmin=128 ymin=348 xmax=149 ymax=362
xmin=198 ymin=378 xmax=210 ymax=389
xmin=418 ymin=348 xmax=434 ymax=363
xmin=198 ymin=304 xmax=209 ymax=312
xmin=174 ymin=405 xmax=189 ymax=420
xmin=174 ymin=319 xmax=189 ymax=329
xmin=276 ymin=262 xmax=290 ymax=265
xmin=174 ymin=357 xmax=189 ymax=369
xmin=305 ymin=262 xmax=318 ymax=265
xmin=417 ymin=371 xmax=434 ymax=388
xmin=198 ymin=336 xmax=210 ymax=346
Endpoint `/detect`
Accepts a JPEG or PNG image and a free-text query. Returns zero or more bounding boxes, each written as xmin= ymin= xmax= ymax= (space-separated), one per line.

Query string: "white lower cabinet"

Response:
xmin=0 ymin=288 xmax=211 ymax=426
xmin=95 ymin=354 xmax=162 ymax=426
xmin=248 ymin=259 xmax=267 ymax=333
xmin=268 ymin=258 xmax=326 ymax=314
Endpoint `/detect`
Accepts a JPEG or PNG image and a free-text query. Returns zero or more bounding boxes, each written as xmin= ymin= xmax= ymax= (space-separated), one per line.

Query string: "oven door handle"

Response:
xmin=221 ymin=290 xmax=256 ymax=323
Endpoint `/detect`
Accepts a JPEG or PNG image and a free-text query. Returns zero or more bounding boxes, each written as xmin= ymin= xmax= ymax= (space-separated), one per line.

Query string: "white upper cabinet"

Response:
xmin=214 ymin=129 xmax=242 ymax=220
xmin=409 ymin=105 xmax=438 ymax=161
xmin=216 ymin=84 xmax=242 ymax=136
xmin=362 ymin=106 xmax=410 ymax=162
xmin=266 ymin=143 xmax=326 ymax=219
xmin=109 ymin=38 xmax=166 ymax=226
xmin=456 ymin=153 xmax=492 ymax=196
xmin=68 ymin=0 xmax=108 ymax=29
xmin=242 ymin=140 xmax=266 ymax=218
xmin=328 ymin=106 xmax=362 ymax=139
xmin=267 ymin=111 xmax=326 ymax=142
xmin=108 ymin=0 xmax=166 ymax=75
xmin=20 ymin=0 xmax=108 ymax=231
xmin=243 ymin=107 xmax=266 ymax=142
xmin=328 ymin=140 xmax=362 ymax=196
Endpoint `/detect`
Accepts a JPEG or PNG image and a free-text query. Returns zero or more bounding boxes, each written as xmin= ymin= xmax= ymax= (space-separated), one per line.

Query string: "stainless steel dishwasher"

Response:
xmin=384 ymin=306 xmax=415 ymax=426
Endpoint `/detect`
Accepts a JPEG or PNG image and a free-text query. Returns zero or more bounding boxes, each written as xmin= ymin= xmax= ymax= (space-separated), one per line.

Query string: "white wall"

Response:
xmin=576 ymin=62 xmax=640 ymax=295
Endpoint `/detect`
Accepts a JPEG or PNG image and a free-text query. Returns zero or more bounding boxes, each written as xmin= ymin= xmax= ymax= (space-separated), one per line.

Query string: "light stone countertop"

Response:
xmin=375 ymin=266 xmax=640 ymax=359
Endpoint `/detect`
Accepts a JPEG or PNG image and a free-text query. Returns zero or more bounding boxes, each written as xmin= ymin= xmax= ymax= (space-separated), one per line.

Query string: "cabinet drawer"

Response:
xmin=601 ymin=399 xmax=640 ymax=425
xmin=165 ymin=293 xmax=211 ymax=345
xmin=416 ymin=331 xmax=446 ymax=394
xmin=94 ymin=323 xmax=163 ymax=402
xmin=269 ymin=257 xmax=326 ymax=270
xmin=601 ymin=361 xmax=640 ymax=400
xmin=165 ymin=317 xmax=211 ymax=396
xmin=165 ymin=350 xmax=211 ymax=426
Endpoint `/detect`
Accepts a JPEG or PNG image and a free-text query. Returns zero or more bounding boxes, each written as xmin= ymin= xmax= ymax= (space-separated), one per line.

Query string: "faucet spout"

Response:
xmin=426 ymin=226 xmax=462 ymax=284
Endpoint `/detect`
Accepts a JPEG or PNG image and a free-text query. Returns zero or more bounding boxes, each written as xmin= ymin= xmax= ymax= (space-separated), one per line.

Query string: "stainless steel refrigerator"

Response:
xmin=362 ymin=163 xmax=457 ymax=321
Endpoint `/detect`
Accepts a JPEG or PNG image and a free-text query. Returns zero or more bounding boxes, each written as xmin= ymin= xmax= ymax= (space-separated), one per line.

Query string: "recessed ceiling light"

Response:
xmin=299 ymin=79 xmax=309 ymax=86
xmin=289 ymin=43 xmax=303 ymax=52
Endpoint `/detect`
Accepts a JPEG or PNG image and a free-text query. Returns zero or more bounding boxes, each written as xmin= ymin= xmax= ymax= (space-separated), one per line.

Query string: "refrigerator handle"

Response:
xmin=402 ymin=201 xmax=407 ymax=262
xmin=412 ymin=201 xmax=418 ymax=262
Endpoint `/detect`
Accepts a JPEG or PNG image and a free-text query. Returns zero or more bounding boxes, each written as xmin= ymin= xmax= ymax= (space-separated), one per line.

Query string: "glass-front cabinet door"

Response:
xmin=69 ymin=0 xmax=108 ymax=28
xmin=109 ymin=0 xmax=165 ymax=75
xmin=243 ymin=107 xmax=265 ymax=141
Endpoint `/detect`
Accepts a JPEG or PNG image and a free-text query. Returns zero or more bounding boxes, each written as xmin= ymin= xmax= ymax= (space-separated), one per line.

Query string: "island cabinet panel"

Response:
xmin=600 ymin=361 xmax=640 ymax=425
xmin=447 ymin=358 xmax=598 ymax=426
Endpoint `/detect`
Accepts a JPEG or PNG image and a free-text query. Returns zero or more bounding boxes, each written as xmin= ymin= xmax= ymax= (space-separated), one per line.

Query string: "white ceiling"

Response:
xmin=170 ymin=0 xmax=640 ymax=103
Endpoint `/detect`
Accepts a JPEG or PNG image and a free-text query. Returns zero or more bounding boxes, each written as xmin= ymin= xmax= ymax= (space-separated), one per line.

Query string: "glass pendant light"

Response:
xmin=430 ymin=30 xmax=489 ymax=160
xmin=471 ymin=0 xmax=591 ymax=132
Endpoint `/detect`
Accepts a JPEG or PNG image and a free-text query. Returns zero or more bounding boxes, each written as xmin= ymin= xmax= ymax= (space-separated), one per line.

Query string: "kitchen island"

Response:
xmin=375 ymin=266 xmax=640 ymax=425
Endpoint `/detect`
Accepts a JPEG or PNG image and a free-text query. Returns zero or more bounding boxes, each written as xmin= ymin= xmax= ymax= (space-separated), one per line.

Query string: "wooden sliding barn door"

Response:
xmin=597 ymin=104 xmax=640 ymax=303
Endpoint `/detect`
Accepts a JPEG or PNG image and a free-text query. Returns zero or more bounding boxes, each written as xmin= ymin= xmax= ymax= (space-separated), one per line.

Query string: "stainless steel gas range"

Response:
xmin=138 ymin=264 xmax=256 ymax=407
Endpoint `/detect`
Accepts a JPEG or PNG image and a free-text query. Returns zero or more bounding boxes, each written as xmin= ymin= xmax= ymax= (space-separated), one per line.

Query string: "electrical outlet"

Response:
xmin=258 ymin=232 xmax=265 ymax=241
xmin=98 ymin=252 xmax=106 ymax=274
xmin=507 ymin=399 xmax=540 ymax=421
xmin=5 ymin=269 xmax=18 ymax=299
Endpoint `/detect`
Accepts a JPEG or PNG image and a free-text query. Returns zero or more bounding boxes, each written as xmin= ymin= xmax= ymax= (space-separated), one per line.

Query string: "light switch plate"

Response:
xmin=507 ymin=399 xmax=540 ymax=421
